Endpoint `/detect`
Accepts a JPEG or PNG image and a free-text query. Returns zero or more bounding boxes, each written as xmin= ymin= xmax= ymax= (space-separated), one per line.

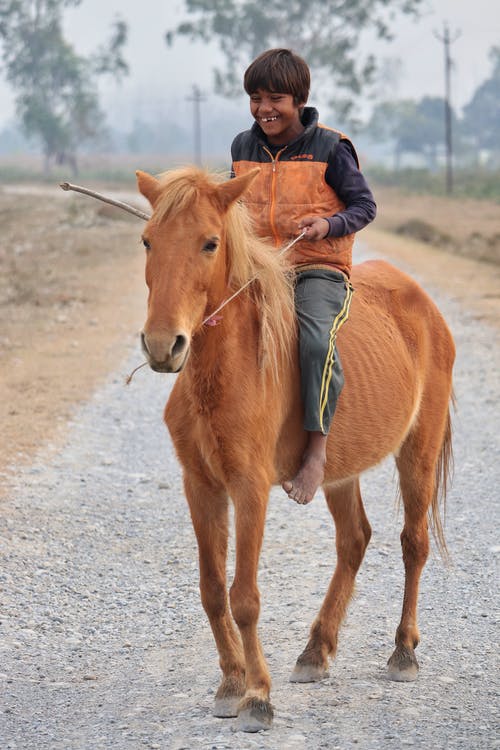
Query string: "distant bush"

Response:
xmin=395 ymin=218 xmax=453 ymax=247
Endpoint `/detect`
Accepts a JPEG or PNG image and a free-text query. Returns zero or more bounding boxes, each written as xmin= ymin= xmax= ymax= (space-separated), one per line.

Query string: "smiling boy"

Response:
xmin=231 ymin=48 xmax=377 ymax=505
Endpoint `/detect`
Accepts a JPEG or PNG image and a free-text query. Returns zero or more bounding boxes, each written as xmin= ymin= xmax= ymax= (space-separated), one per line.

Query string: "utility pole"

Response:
xmin=434 ymin=22 xmax=461 ymax=195
xmin=186 ymin=85 xmax=206 ymax=166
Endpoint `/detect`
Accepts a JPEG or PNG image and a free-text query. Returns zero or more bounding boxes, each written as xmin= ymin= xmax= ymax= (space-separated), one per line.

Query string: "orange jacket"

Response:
xmin=231 ymin=108 xmax=359 ymax=277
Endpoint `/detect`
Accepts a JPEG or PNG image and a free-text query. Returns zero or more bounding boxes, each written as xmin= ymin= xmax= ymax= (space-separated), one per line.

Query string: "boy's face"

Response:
xmin=250 ymin=89 xmax=305 ymax=146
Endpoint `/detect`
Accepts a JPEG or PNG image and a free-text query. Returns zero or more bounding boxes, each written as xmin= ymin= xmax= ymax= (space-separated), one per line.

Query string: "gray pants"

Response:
xmin=294 ymin=269 xmax=353 ymax=434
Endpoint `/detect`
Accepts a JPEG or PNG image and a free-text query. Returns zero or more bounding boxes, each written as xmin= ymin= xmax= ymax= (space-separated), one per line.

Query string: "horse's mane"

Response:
xmin=155 ymin=167 xmax=296 ymax=381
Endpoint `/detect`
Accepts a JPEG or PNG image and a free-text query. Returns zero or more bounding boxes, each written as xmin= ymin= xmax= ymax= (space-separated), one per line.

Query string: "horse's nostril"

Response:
xmin=172 ymin=334 xmax=187 ymax=357
xmin=142 ymin=331 xmax=188 ymax=365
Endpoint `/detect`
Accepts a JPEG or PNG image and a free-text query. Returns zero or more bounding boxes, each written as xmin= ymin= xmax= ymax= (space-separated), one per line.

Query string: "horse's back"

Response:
xmin=352 ymin=259 xmax=444 ymax=315
xmin=349 ymin=259 xmax=455 ymax=362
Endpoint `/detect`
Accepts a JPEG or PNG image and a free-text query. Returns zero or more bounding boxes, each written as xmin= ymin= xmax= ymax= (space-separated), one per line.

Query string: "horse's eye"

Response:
xmin=202 ymin=238 xmax=219 ymax=253
xmin=142 ymin=237 xmax=151 ymax=250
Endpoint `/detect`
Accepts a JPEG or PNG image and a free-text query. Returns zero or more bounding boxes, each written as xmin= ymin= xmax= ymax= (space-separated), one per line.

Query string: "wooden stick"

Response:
xmin=59 ymin=181 xmax=151 ymax=221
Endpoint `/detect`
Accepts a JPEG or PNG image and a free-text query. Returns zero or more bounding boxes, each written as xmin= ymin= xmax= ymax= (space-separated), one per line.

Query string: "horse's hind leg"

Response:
xmin=389 ymin=405 xmax=450 ymax=681
xmin=291 ymin=478 xmax=371 ymax=682
xmin=184 ymin=472 xmax=246 ymax=717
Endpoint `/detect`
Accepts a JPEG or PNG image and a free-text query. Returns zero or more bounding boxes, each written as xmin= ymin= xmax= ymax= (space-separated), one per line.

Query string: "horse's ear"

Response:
xmin=216 ymin=168 xmax=260 ymax=211
xmin=136 ymin=170 xmax=162 ymax=207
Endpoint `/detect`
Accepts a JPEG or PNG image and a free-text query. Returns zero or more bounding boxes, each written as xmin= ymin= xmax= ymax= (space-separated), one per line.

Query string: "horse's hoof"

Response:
xmin=290 ymin=662 xmax=330 ymax=683
xmin=235 ymin=697 xmax=273 ymax=732
xmin=213 ymin=675 xmax=245 ymax=717
xmin=213 ymin=696 xmax=240 ymax=718
xmin=387 ymin=645 xmax=419 ymax=682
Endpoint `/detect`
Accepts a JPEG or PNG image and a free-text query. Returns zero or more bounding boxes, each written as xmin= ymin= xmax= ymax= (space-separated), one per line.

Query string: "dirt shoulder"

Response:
xmin=0 ymin=185 xmax=498 ymax=485
xmin=371 ymin=185 xmax=500 ymax=265
xmin=364 ymin=185 xmax=500 ymax=328
xmin=363 ymin=226 xmax=500 ymax=330
xmin=0 ymin=187 xmax=147 ymax=485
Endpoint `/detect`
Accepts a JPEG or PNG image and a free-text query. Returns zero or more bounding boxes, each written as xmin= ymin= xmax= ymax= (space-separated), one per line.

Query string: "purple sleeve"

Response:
xmin=324 ymin=140 xmax=377 ymax=238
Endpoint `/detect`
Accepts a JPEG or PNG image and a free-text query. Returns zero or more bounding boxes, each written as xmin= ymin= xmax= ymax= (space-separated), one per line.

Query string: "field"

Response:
xmin=0 ymin=179 xmax=499 ymax=481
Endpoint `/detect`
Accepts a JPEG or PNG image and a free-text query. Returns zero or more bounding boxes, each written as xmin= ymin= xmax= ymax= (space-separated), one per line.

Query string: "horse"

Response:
xmin=135 ymin=165 xmax=455 ymax=732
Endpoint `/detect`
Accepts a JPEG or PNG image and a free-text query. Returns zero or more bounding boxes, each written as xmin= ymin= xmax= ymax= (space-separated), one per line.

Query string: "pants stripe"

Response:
xmin=318 ymin=283 xmax=353 ymax=432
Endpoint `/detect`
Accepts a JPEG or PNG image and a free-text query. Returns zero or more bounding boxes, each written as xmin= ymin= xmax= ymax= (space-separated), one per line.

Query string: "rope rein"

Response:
xmin=201 ymin=230 xmax=307 ymax=326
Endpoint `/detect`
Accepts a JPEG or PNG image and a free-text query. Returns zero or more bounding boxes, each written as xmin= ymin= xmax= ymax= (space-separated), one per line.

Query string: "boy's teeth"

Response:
xmin=262 ymin=116 xmax=278 ymax=122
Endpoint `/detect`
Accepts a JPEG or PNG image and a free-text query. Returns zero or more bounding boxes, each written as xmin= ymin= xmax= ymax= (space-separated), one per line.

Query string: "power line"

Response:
xmin=186 ymin=85 xmax=206 ymax=166
xmin=434 ymin=22 xmax=461 ymax=195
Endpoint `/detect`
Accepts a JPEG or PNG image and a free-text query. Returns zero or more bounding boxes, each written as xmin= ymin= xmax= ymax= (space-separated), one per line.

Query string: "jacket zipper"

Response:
xmin=262 ymin=145 xmax=286 ymax=247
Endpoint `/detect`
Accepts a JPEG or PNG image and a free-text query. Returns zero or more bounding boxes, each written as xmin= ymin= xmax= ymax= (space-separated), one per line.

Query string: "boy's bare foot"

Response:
xmin=282 ymin=431 xmax=327 ymax=505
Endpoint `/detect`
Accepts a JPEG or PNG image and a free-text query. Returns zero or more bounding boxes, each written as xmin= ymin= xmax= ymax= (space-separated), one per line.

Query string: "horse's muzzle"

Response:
xmin=141 ymin=330 xmax=190 ymax=373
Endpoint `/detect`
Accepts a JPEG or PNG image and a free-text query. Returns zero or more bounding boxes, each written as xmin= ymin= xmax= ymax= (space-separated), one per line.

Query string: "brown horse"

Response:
xmin=135 ymin=166 xmax=455 ymax=732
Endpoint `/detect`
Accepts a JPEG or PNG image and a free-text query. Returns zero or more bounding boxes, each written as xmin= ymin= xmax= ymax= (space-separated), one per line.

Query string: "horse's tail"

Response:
xmin=430 ymin=390 xmax=455 ymax=562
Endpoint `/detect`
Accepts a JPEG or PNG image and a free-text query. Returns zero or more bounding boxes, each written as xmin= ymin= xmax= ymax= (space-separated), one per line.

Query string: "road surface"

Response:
xmin=1 ymin=242 xmax=498 ymax=749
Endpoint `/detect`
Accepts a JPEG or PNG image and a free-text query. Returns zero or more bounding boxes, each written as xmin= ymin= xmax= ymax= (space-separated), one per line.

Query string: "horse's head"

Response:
xmin=136 ymin=167 xmax=259 ymax=373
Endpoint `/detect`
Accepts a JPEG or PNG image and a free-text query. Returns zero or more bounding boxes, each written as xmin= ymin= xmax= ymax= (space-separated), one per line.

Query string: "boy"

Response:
xmin=231 ymin=48 xmax=377 ymax=505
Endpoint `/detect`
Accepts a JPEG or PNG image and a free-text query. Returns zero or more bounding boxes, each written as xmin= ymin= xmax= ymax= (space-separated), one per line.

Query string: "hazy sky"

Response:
xmin=0 ymin=0 xmax=498 ymax=130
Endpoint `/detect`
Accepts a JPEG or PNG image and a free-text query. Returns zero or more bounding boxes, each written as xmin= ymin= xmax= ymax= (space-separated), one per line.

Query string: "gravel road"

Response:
xmin=1 ymin=244 xmax=498 ymax=750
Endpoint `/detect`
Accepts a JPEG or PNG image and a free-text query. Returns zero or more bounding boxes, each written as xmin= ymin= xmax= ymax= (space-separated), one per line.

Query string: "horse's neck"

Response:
xmin=199 ymin=290 xmax=257 ymax=353
xmin=188 ymin=295 xmax=265 ymax=394
xmin=184 ymin=293 xmax=299 ymax=454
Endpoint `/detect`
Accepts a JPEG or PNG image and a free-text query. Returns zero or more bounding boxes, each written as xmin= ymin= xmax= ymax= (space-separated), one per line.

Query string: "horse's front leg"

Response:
xmin=184 ymin=472 xmax=246 ymax=718
xmin=229 ymin=473 xmax=273 ymax=732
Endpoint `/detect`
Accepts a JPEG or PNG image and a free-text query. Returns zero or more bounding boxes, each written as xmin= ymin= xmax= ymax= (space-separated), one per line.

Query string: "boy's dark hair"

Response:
xmin=244 ymin=48 xmax=310 ymax=105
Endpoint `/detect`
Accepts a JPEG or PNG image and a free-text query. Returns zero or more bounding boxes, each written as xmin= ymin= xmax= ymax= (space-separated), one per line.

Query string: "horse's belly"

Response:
xmin=329 ymin=314 xmax=422 ymax=479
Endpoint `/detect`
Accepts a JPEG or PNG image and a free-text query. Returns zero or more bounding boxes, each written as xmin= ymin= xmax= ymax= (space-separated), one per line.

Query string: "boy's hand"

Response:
xmin=298 ymin=216 xmax=329 ymax=241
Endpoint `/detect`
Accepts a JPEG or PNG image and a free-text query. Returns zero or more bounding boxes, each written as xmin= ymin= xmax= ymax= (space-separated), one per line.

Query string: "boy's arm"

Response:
xmin=324 ymin=140 xmax=377 ymax=238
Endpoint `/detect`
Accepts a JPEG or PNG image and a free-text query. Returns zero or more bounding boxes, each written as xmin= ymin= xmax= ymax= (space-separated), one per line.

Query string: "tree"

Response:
xmin=407 ymin=96 xmax=450 ymax=169
xmin=165 ymin=0 xmax=424 ymax=121
xmin=367 ymin=96 xmax=458 ymax=169
xmin=462 ymin=46 xmax=500 ymax=155
xmin=0 ymin=0 xmax=128 ymax=174
xmin=366 ymin=99 xmax=416 ymax=169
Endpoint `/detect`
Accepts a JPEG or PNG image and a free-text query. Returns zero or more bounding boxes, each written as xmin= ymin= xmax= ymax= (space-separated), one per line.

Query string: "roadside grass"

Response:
xmin=367 ymin=166 xmax=500 ymax=202
xmin=0 ymin=153 xmax=229 ymax=186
